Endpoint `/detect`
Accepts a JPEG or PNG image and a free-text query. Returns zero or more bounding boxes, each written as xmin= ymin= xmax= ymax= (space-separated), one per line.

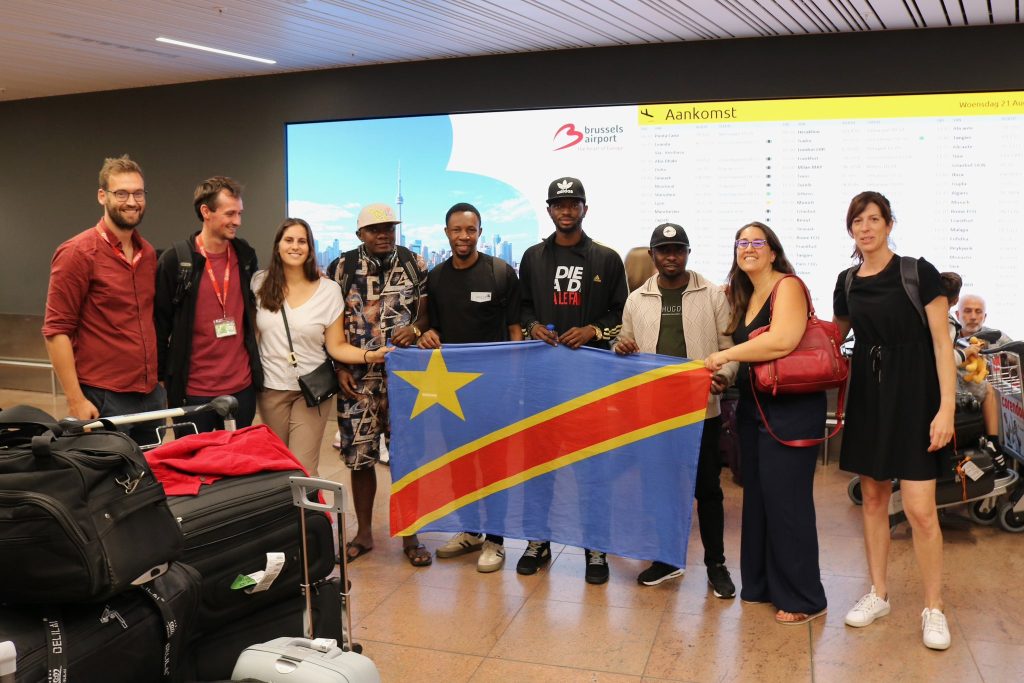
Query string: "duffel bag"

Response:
xmin=0 ymin=411 xmax=183 ymax=604
xmin=0 ymin=561 xmax=202 ymax=683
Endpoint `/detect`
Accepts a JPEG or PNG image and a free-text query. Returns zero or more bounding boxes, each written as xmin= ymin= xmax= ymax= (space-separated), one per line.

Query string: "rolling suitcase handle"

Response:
xmin=288 ymin=477 xmax=359 ymax=653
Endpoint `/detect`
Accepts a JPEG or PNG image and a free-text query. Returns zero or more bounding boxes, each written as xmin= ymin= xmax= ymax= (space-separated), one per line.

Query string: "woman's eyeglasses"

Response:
xmin=735 ymin=239 xmax=767 ymax=249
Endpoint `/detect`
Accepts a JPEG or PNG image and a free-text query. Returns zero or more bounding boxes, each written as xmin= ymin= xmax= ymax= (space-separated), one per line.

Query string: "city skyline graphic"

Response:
xmin=287 ymin=115 xmax=539 ymax=271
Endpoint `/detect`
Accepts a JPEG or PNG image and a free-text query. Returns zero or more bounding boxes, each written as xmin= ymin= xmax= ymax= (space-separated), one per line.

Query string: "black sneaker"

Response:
xmin=584 ymin=549 xmax=610 ymax=585
xmin=981 ymin=437 xmax=1009 ymax=476
xmin=515 ymin=541 xmax=551 ymax=575
xmin=637 ymin=561 xmax=684 ymax=586
xmin=707 ymin=563 xmax=736 ymax=599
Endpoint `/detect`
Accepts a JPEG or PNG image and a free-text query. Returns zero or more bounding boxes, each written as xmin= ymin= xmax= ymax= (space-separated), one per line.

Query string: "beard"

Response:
xmin=106 ymin=200 xmax=145 ymax=230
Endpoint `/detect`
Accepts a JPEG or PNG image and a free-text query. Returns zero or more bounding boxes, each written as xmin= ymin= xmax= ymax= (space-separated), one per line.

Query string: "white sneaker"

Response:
xmin=331 ymin=430 xmax=341 ymax=449
xmin=921 ymin=608 xmax=951 ymax=650
xmin=845 ymin=586 xmax=891 ymax=627
xmin=477 ymin=541 xmax=505 ymax=573
xmin=435 ymin=532 xmax=484 ymax=558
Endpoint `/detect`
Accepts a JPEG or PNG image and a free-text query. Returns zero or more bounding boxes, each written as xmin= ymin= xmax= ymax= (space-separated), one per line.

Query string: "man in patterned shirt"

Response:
xmin=334 ymin=203 xmax=431 ymax=566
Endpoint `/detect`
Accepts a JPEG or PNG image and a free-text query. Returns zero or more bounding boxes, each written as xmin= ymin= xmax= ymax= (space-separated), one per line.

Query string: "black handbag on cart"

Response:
xmin=0 ymin=410 xmax=183 ymax=605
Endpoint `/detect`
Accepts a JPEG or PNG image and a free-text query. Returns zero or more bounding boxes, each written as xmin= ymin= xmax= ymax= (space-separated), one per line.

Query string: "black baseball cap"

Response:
xmin=547 ymin=177 xmax=586 ymax=203
xmin=650 ymin=223 xmax=690 ymax=249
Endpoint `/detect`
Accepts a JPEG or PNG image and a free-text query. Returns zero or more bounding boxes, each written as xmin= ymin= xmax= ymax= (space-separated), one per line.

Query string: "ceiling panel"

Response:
xmin=0 ymin=0 xmax=1018 ymax=102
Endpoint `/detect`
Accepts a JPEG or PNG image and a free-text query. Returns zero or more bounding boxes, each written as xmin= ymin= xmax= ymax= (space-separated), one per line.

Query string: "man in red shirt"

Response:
xmin=154 ymin=176 xmax=263 ymax=432
xmin=43 ymin=155 xmax=164 ymax=443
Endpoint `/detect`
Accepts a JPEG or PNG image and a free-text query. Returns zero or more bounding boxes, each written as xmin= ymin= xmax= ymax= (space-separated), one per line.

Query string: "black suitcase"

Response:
xmin=185 ymin=578 xmax=343 ymax=682
xmin=0 ymin=561 xmax=201 ymax=683
xmin=166 ymin=469 xmax=335 ymax=632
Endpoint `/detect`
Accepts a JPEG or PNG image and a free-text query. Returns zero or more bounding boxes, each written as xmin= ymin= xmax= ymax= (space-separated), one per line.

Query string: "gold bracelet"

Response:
xmin=411 ymin=325 xmax=422 ymax=337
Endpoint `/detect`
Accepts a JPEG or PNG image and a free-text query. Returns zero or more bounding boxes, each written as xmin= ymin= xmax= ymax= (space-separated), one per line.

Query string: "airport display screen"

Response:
xmin=287 ymin=91 xmax=1024 ymax=338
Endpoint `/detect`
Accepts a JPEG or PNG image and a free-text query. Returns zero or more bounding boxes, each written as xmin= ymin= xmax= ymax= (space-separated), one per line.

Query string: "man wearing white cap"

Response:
xmin=334 ymin=203 xmax=431 ymax=567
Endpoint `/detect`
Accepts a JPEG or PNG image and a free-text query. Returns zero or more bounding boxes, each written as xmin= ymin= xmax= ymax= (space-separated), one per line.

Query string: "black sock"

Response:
xmin=985 ymin=435 xmax=1007 ymax=469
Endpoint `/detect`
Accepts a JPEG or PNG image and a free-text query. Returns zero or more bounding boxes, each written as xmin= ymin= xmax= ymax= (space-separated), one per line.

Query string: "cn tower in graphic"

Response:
xmin=396 ymin=161 xmax=404 ymax=246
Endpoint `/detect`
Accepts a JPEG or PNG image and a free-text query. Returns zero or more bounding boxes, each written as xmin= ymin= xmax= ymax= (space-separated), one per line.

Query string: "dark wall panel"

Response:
xmin=1 ymin=24 xmax=1022 ymax=314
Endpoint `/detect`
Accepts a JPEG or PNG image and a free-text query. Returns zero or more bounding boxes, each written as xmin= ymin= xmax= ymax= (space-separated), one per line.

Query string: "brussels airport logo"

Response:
xmin=553 ymin=122 xmax=624 ymax=151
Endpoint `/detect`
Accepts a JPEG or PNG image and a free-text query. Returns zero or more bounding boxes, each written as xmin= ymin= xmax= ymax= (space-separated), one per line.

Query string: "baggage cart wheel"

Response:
xmin=997 ymin=503 xmax=1024 ymax=533
xmin=847 ymin=478 xmax=863 ymax=505
xmin=968 ymin=498 xmax=999 ymax=526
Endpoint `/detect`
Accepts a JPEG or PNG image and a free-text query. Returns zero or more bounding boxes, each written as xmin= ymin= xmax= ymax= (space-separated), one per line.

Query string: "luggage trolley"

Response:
xmin=976 ymin=340 xmax=1024 ymax=532
xmin=845 ymin=341 xmax=1024 ymax=532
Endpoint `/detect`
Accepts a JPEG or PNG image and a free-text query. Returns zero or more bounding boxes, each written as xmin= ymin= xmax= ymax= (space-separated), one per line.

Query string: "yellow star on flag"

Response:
xmin=393 ymin=349 xmax=482 ymax=420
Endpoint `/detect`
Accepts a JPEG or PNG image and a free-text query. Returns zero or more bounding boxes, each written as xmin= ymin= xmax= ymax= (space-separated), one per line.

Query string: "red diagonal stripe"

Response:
xmin=390 ymin=368 xmax=710 ymax=532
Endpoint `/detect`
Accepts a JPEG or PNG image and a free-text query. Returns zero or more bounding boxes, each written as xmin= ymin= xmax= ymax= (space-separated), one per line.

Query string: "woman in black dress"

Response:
xmin=832 ymin=191 xmax=955 ymax=651
xmin=706 ymin=222 xmax=827 ymax=625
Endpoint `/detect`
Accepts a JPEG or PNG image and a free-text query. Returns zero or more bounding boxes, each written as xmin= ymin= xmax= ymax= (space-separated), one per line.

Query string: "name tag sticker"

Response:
xmin=471 ymin=292 xmax=492 ymax=303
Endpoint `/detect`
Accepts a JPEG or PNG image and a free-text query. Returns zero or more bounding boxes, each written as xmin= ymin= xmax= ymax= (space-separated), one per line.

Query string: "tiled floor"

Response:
xmin=5 ymin=388 xmax=1023 ymax=682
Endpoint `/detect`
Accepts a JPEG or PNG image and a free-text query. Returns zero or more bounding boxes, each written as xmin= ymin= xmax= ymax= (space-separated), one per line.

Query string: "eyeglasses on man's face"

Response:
xmin=735 ymin=239 xmax=767 ymax=249
xmin=105 ymin=189 xmax=147 ymax=202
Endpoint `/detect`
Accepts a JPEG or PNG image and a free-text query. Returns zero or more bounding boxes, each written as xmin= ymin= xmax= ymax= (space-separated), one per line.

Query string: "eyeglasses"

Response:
xmin=105 ymin=189 xmax=147 ymax=202
xmin=735 ymin=239 xmax=767 ymax=249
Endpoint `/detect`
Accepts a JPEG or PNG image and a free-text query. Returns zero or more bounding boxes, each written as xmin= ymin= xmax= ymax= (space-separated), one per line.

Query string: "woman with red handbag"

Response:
xmin=831 ymin=191 xmax=955 ymax=651
xmin=706 ymin=222 xmax=828 ymax=626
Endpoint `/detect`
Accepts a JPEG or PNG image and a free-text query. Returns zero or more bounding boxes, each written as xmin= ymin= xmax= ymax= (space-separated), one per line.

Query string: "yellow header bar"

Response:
xmin=639 ymin=91 xmax=1024 ymax=125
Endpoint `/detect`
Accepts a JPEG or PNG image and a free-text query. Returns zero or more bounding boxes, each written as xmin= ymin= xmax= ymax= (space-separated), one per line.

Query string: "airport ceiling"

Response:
xmin=1 ymin=0 xmax=1020 ymax=101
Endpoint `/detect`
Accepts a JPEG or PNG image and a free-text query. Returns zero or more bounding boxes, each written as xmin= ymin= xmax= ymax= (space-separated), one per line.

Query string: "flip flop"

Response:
xmin=775 ymin=608 xmax=827 ymax=625
xmin=344 ymin=541 xmax=372 ymax=563
xmin=403 ymin=543 xmax=433 ymax=567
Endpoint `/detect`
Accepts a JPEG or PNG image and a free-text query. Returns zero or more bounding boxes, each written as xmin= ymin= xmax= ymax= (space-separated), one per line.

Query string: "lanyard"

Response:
xmin=95 ymin=223 xmax=143 ymax=269
xmin=195 ymin=235 xmax=232 ymax=316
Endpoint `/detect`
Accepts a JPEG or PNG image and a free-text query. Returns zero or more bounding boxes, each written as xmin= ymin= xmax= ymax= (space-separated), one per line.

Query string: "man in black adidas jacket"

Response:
xmin=154 ymin=176 xmax=263 ymax=431
xmin=515 ymin=176 xmax=628 ymax=584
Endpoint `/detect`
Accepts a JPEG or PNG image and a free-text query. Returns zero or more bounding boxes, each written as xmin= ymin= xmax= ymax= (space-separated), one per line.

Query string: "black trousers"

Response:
xmin=693 ymin=416 xmax=726 ymax=567
xmin=177 ymin=384 xmax=257 ymax=434
xmin=737 ymin=397 xmax=826 ymax=613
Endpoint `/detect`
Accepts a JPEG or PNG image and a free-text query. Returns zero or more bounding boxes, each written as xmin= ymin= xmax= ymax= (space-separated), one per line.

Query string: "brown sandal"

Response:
xmin=775 ymin=608 xmax=826 ymax=625
xmin=403 ymin=543 xmax=432 ymax=567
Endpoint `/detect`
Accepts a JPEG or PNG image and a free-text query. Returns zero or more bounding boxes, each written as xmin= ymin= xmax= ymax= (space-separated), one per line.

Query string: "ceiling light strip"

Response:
xmin=155 ymin=36 xmax=276 ymax=64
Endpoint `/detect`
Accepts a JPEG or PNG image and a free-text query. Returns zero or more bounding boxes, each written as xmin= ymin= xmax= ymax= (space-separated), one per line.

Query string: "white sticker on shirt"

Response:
xmin=471 ymin=291 xmax=492 ymax=302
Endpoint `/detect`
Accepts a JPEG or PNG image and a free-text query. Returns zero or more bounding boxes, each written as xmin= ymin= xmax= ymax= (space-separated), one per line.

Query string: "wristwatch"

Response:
xmin=411 ymin=325 xmax=422 ymax=338
xmin=590 ymin=324 xmax=603 ymax=341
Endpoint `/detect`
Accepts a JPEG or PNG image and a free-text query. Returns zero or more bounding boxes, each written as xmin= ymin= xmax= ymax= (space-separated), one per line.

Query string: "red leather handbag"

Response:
xmin=748 ymin=275 xmax=849 ymax=447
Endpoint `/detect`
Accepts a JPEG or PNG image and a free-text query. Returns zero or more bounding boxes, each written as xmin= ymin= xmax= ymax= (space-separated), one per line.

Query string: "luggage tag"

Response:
xmin=230 ymin=552 xmax=285 ymax=593
xmin=961 ymin=459 xmax=984 ymax=482
xmin=214 ymin=316 xmax=237 ymax=338
xmin=470 ymin=292 xmax=492 ymax=302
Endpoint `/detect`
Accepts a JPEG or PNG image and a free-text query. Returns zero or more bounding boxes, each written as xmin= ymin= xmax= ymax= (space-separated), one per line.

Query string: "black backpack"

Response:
xmin=0 ymin=410 xmax=183 ymax=604
xmin=843 ymin=255 xmax=926 ymax=327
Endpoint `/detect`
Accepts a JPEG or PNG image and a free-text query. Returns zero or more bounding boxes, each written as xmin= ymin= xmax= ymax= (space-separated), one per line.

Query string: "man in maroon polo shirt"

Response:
xmin=154 ymin=176 xmax=263 ymax=432
xmin=43 ymin=155 xmax=164 ymax=444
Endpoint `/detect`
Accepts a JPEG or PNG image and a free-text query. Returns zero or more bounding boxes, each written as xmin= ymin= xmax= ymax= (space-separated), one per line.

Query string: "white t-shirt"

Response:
xmin=252 ymin=272 xmax=345 ymax=391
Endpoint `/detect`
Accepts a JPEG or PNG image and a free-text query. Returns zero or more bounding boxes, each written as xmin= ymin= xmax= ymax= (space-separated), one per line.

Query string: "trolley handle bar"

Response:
xmin=69 ymin=395 xmax=238 ymax=430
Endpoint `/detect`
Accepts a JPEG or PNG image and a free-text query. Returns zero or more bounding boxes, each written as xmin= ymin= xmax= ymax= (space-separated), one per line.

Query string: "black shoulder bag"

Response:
xmin=280 ymin=305 xmax=339 ymax=407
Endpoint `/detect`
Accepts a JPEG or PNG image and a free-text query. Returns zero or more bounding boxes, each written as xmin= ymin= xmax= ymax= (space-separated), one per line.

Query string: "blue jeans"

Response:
xmin=79 ymin=383 xmax=167 ymax=447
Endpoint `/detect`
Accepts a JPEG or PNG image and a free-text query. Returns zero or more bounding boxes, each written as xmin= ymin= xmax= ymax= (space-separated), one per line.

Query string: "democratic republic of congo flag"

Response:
xmin=386 ymin=341 xmax=711 ymax=567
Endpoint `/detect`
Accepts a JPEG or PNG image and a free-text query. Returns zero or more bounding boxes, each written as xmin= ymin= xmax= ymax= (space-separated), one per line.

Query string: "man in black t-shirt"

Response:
xmin=419 ymin=202 xmax=522 ymax=572
xmin=516 ymin=177 xmax=628 ymax=585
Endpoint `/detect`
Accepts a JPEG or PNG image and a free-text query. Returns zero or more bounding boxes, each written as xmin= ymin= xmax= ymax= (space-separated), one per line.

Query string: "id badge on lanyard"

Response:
xmin=197 ymin=236 xmax=237 ymax=338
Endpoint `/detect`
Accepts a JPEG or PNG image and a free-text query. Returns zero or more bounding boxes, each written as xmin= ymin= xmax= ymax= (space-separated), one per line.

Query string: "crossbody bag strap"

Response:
xmin=280 ymin=306 xmax=299 ymax=371
xmin=749 ymin=372 xmax=846 ymax=448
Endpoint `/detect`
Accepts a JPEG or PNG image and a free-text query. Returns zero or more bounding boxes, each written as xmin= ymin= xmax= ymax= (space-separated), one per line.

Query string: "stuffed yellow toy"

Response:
xmin=960 ymin=337 xmax=989 ymax=383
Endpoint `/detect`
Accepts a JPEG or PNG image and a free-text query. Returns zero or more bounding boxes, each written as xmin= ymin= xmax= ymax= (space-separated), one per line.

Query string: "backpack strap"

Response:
xmin=338 ymin=249 xmax=360 ymax=299
xmin=171 ymin=240 xmax=194 ymax=305
xmin=490 ymin=255 xmax=509 ymax=309
xmin=899 ymin=255 xmax=927 ymax=328
xmin=395 ymin=246 xmax=422 ymax=293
